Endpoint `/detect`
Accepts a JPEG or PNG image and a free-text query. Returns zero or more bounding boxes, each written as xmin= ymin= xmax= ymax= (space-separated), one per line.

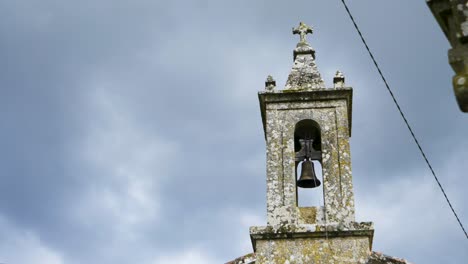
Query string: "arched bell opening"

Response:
xmin=294 ymin=119 xmax=323 ymax=207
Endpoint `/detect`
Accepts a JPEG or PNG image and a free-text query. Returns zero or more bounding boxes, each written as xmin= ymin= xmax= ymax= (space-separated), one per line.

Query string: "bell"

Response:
xmin=297 ymin=160 xmax=321 ymax=188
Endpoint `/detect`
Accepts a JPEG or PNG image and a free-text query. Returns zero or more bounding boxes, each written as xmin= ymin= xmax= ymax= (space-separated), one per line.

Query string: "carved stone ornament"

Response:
xmin=265 ymin=75 xmax=276 ymax=91
xmin=293 ymin=22 xmax=313 ymax=44
xmin=334 ymin=70 xmax=346 ymax=88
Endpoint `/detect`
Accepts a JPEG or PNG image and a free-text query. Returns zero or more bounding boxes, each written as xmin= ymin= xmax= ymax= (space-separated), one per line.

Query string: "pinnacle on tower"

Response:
xmin=285 ymin=22 xmax=325 ymax=90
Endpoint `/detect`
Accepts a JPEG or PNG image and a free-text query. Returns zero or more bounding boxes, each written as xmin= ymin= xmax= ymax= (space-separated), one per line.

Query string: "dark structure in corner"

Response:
xmin=427 ymin=0 xmax=468 ymax=112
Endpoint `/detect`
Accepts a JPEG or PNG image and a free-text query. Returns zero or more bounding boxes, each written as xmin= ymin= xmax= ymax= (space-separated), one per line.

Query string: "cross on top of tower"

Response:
xmin=292 ymin=22 xmax=313 ymax=43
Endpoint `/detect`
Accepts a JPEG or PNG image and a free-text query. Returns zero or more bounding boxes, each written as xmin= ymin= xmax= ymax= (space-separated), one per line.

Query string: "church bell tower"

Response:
xmin=250 ymin=22 xmax=374 ymax=263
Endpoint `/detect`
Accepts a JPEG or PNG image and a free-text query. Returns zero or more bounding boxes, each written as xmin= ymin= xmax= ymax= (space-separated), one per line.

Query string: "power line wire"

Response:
xmin=339 ymin=0 xmax=467 ymax=239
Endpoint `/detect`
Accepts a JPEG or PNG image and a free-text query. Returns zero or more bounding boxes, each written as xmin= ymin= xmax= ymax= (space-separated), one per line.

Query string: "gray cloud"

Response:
xmin=0 ymin=0 xmax=466 ymax=263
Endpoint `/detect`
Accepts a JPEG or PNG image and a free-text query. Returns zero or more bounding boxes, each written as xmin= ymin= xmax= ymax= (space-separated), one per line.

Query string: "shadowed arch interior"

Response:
xmin=294 ymin=119 xmax=321 ymax=153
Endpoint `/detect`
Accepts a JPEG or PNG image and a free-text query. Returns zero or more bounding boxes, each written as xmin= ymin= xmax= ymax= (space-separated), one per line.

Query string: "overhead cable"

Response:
xmin=339 ymin=0 xmax=467 ymax=239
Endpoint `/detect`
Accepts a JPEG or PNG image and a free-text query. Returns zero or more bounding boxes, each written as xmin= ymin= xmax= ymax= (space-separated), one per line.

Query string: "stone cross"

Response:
xmin=293 ymin=22 xmax=313 ymax=43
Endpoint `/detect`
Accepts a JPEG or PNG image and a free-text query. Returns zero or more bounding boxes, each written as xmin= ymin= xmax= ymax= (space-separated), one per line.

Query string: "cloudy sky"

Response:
xmin=0 ymin=1 xmax=467 ymax=263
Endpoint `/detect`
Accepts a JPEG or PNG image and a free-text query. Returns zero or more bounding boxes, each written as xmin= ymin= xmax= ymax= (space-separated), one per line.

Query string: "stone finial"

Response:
xmin=293 ymin=22 xmax=313 ymax=44
xmin=284 ymin=22 xmax=325 ymax=90
xmin=333 ymin=70 xmax=345 ymax=88
xmin=335 ymin=70 xmax=344 ymax=78
xmin=265 ymin=75 xmax=276 ymax=91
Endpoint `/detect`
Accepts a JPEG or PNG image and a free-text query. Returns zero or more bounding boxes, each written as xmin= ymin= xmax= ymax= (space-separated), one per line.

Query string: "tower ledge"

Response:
xmin=250 ymin=222 xmax=374 ymax=251
xmin=258 ymin=87 xmax=353 ymax=138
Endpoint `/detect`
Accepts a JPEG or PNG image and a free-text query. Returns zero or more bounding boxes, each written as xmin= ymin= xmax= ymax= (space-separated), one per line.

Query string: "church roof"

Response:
xmin=225 ymin=253 xmax=255 ymax=264
xmin=226 ymin=251 xmax=412 ymax=264
xmin=367 ymin=251 xmax=413 ymax=264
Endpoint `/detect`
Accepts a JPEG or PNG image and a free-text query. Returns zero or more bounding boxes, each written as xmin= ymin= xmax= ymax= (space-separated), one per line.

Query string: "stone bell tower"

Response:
xmin=227 ymin=22 xmax=410 ymax=264
xmin=250 ymin=22 xmax=375 ymax=264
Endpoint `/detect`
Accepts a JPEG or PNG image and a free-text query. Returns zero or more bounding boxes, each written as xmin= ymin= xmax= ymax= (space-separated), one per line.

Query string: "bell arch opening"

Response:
xmin=294 ymin=119 xmax=324 ymax=207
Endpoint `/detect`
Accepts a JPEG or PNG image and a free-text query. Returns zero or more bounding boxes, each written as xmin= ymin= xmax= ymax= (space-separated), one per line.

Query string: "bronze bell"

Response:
xmin=297 ymin=160 xmax=321 ymax=188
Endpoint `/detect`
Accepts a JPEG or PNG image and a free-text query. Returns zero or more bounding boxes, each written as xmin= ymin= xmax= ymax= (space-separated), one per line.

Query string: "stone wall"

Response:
xmin=255 ymin=237 xmax=370 ymax=264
